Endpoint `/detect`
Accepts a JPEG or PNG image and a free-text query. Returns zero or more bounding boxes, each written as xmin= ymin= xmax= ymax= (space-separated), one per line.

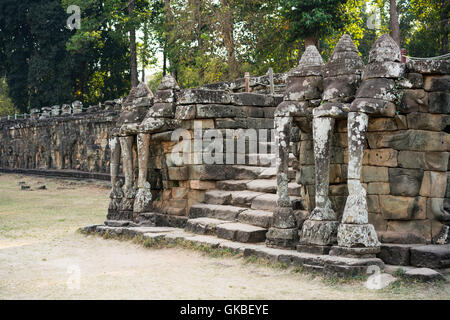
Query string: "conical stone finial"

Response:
xmin=299 ymin=45 xmax=324 ymax=67
xmin=323 ymin=34 xmax=364 ymax=78
xmin=368 ymin=33 xmax=401 ymax=63
xmin=290 ymin=45 xmax=324 ymax=77
xmin=158 ymin=74 xmax=180 ymax=91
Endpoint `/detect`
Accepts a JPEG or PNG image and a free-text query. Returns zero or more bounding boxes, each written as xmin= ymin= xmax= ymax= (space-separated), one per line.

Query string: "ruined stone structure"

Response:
xmin=1 ymin=34 xmax=449 ymax=274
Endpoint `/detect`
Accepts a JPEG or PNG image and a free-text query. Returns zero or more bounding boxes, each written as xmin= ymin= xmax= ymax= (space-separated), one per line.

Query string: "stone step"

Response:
xmin=257 ymin=167 xmax=296 ymax=179
xmin=217 ymin=180 xmax=251 ymax=191
xmin=185 ymin=217 xmax=232 ymax=235
xmin=189 ymin=203 xmax=246 ymax=220
xmin=238 ymin=209 xmax=273 ymax=228
xmin=251 ymin=193 xmax=303 ymax=211
xmin=216 ymin=222 xmax=267 ymax=243
xmin=246 ymin=179 xmax=302 ymax=196
xmin=204 ymin=190 xmax=264 ymax=207
xmin=245 ymin=153 xmax=297 ymax=167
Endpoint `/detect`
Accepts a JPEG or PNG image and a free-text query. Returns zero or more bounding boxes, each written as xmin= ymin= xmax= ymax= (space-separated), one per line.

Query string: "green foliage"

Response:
xmin=0 ymin=78 xmax=18 ymax=117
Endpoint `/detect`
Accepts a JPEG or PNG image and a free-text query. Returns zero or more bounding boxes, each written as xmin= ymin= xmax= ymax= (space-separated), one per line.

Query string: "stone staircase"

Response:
xmin=185 ymin=143 xmax=307 ymax=244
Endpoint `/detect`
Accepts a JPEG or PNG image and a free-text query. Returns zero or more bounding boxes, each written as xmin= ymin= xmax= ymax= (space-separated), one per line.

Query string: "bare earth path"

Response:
xmin=0 ymin=173 xmax=449 ymax=300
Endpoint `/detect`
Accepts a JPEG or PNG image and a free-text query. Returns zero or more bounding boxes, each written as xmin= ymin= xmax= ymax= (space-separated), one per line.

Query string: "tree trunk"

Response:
xmin=389 ymin=0 xmax=400 ymax=47
xmin=440 ymin=1 xmax=449 ymax=55
xmin=128 ymin=0 xmax=138 ymax=88
xmin=305 ymin=36 xmax=318 ymax=48
xmin=218 ymin=0 xmax=239 ymax=80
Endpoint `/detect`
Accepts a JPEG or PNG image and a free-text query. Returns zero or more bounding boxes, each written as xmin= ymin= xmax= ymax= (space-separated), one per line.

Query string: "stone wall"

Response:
xmin=0 ymin=105 xmax=120 ymax=174
xmin=297 ymin=59 xmax=449 ymax=244
xmin=0 ymin=40 xmax=448 ymax=246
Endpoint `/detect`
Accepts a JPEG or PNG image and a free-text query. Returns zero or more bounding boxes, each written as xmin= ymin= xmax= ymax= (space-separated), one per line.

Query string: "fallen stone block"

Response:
xmin=404 ymin=268 xmax=447 ymax=282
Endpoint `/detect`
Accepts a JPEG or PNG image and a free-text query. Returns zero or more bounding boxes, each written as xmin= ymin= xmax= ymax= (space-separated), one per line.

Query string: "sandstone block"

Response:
xmin=367 ymin=130 xmax=450 ymax=152
xmin=387 ymin=220 xmax=431 ymax=242
xmin=406 ymin=73 xmax=424 ymax=88
xmin=367 ymin=182 xmax=390 ymax=195
xmin=420 ymin=171 xmax=447 ymax=198
xmin=389 ymin=168 xmax=423 ymax=197
xmin=399 ymin=89 xmax=428 ymax=113
xmin=398 ymin=151 xmax=449 ymax=171
xmin=407 ymin=112 xmax=450 ymax=131
xmin=368 ymin=117 xmax=398 ymax=131
xmin=362 ymin=166 xmax=389 ymax=182
xmin=428 ymin=91 xmax=450 ymax=114
xmin=424 ymin=75 xmax=450 ymax=92
xmin=367 ymin=148 xmax=398 ymax=167
xmin=380 ymin=195 xmax=426 ymax=220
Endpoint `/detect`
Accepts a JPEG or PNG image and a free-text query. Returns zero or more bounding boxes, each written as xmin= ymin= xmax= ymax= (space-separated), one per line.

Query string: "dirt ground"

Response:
xmin=0 ymin=173 xmax=449 ymax=300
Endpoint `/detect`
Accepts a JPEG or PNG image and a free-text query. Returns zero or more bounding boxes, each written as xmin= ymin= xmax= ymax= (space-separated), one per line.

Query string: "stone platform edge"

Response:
xmin=80 ymin=223 xmax=385 ymax=277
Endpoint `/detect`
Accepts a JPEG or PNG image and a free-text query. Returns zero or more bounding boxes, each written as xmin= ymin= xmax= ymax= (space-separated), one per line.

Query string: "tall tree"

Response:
xmin=128 ymin=0 xmax=138 ymax=87
xmin=390 ymin=0 xmax=401 ymax=46
xmin=280 ymin=0 xmax=349 ymax=47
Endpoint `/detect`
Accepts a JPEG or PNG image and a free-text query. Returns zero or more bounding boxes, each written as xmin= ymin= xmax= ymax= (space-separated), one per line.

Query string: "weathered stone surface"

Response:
xmin=329 ymin=246 xmax=380 ymax=258
xmin=406 ymin=73 xmax=424 ymax=88
xmin=407 ymin=59 xmax=450 ymax=75
xmin=362 ymin=166 xmax=389 ymax=182
xmin=356 ymin=78 xmax=397 ymax=101
xmin=424 ymin=75 xmax=450 ymax=92
xmin=313 ymin=103 xmax=347 ymax=118
xmin=265 ymin=227 xmax=298 ymax=249
xmin=404 ymin=268 xmax=447 ymax=282
xmin=389 ymin=168 xmax=423 ymax=197
xmin=377 ymin=231 xmax=427 ymax=244
xmin=367 ymin=130 xmax=450 ymax=152
xmin=299 ymin=220 xmax=339 ymax=246
xmin=285 ymin=76 xmax=323 ymax=100
xmin=380 ymin=195 xmax=426 ymax=220
xmin=322 ymin=75 xmax=360 ymax=101
xmin=410 ymin=244 xmax=450 ymax=269
xmin=196 ymin=104 xmax=242 ymax=118
xmin=231 ymin=93 xmax=278 ymax=106
xmin=387 ymin=220 xmax=431 ymax=242
xmin=368 ymin=34 xmax=401 ymax=63
xmin=407 ymin=112 xmax=450 ymax=131
xmin=158 ymin=74 xmax=180 ymax=90
xmin=398 ymin=151 xmax=449 ymax=171
xmin=427 ymin=198 xmax=450 ymax=222
xmin=322 ymin=34 xmax=364 ymax=78
xmin=399 ymin=89 xmax=428 ymax=113
xmin=337 ymin=224 xmax=381 ymax=248
xmin=363 ymin=61 xmax=405 ymax=80
xmin=289 ymin=45 xmax=324 ymax=77
xmin=428 ymin=91 xmax=450 ymax=114
xmin=367 ymin=148 xmax=398 ymax=167
xmin=377 ymin=244 xmax=418 ymax=265
xmin=238 ymin=209 xmax=273 ymax=228
xmin=368 ymin=118 xmax=398 ymax=131
xmin=175 ymin=104 xmax=196 ymax=120
xmin=350 ymin=98 xmax=395 ymax=116
xmin=274 ymin=101 xmax=311 ymax=117
xmin=185 ymin=217 xmax=230 ymax=235
xmin=272 ymin=206 xmax=297 ymax=229
xmin=177 ymin=89 xmax=231 ymax=105
xmin=367 ymin=182 xmax=390 ymax=195
xmin=189 ymin=203 xmax=246 ymax=220
xmin=420 ymin=171 xmax=447 ymax=197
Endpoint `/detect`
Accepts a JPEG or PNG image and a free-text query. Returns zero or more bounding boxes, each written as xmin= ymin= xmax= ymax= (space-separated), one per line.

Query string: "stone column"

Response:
xmin=298 ymin=34 xmax=364 ymax=254
xmin=119 ymin=135 xmax=135 ymax=220
xmin=333 ymin=112 xmax=380 ymax=256
xmin=133 ymin=133 xmax=152 ymax=217
xmin=266 ymin=115 xmax=298 ymax=248
xmin=107 ymin=136 xmax=123 ymax=220
xmin=298 ymin=117 xmax=339 ymax=254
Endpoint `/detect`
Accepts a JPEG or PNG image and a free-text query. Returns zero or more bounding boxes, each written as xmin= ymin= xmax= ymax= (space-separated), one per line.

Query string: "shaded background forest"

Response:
xmin=0 ymin=0 xmax=448 ymax=115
